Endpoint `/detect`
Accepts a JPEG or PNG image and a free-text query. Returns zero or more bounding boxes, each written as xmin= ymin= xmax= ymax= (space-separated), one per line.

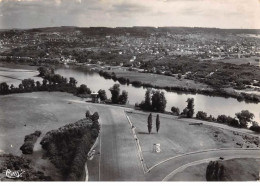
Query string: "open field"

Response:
xmin=127 ymin=111 xmax=260 ymax=168
xmin=218 ymin=56 xmax=260 ymax=66
xmin=170 ymin=158 xmax=260 ymax=181
xmin=104 ymin=69 xmax=212 ymax=90
xmin=0 ymin=92 xmax=93 ymax=180
xmin=0 ymin=92 xmax=93 ymax=155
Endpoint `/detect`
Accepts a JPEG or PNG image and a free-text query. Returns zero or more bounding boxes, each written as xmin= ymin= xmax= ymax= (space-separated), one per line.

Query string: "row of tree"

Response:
xmin=0 ymin=67 xmax=91 ymax=96
xmin=109 ymin=84 xmax=128 ymax=104
xmin=139 ymin=89 xmax=167 ymax=112
xmin=168 ymin=96 xmax=259 ymax=131
xmin=195 ymin=109 xmax=259 ymax=131
xmin=147 ymin=114 xmax=160 ymax=134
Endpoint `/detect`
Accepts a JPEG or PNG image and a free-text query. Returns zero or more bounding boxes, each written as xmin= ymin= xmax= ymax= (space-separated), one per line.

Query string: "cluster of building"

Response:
xmin=0 ymin=28 xmax=259 ymax=68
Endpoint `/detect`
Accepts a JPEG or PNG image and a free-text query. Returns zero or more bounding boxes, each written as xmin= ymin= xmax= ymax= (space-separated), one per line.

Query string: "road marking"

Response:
xmin=98 ymin=127 xmax=102 ymax=181
xmin=162 ymin=156 xmax=260 ymax=181
xmin=148 ymin=148 xmax=260 ymax=172
xmin=97 ymin=112 xmax=102 ymax=181
xmin=124 ymin=111 xmax=148 ymax=174
xmin=162 ymin=157 xmax=218 ymax=181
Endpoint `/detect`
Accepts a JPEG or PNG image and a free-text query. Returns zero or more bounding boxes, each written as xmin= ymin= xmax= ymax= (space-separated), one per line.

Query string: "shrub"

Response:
xmin=98 ymin=89 xmax=107 ymax=101
xmin=109 ymin=84 xmax=120 ymax=104
xmin=171 ymin=106 xmax=180 ymax=116
xmin=117 ymin=77 xmax=127 ymax=85
xmin=217 ymin=115 xmax=239 ymax=127
xmin=118 ymin=90 xmax=128 ymax=104
xmin=85 ymin=110 xmax=91 ymax=118
xmin=182 ymin=98 xmax=194 ymax=118
xmin=206 ymin=161 xmax=225 ymax=181
xmin=91 ymin=112 xmax=99 ymax=122
xmin=151 ymin=91 xmax=167 ymax=112
xmin=235 ymin=110 xmax=255 ymax=128
xmin=20 ymin=131 xmax=42 ymax=154
xmin=250 ymin=121 xmax=260 ymax=133
xmin=132 ymin=81 xmax=142 ymax=87
xmin=40 ymin=118 xmax=96 ymax=180
xmin=217 ymin=115 xmax=229 ymax=124
xmin=77 ymin=84 xmax=91 ymax=95
xmin=196 ymin=111 xmax=208 ymax=120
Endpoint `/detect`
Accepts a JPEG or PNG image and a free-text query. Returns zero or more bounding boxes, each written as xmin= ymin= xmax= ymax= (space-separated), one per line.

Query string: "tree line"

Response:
xmin=0 ymin=66 xmax=92 ymax=97
xmin=138 ymin=88 xmax=259 ymax=133
xmin=99 ymin=70 xmax=260 ymax=104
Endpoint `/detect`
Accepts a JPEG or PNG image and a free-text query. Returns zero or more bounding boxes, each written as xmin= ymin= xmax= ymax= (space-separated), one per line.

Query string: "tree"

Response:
xmin=85 ymin=110 xmax=91 ymax=118
xmin=37 ymin=66 xmax=48 ymax=77
xmin=148 ymin=113 xmax=152 ymax=134
xmin=36 ymin=81 xmax=41 ymax=89
xmin=217 ymin=115 xmax=229 ymax=124
xmin=235 ymin=110 xmax=254 ymax=128
xmin=171 ymin=106 xmax=180 ymax=116
xmin=177 ymin=73 xmax=182 ymax=80
xmin=77 ymin=84 xmax=91 ymax=94
xmin=217 ymin=115 xmax=239 ymax=127
xmin=98 ymin=89 xmax=107 ymax=101
xmin=151 ymin=91 xmax=167 ymax=112
xmin=10 ymin=84 xmax=14 ymax=90
xmin=18 ymin=84 xmax=23 ymax=91
xmin=206 ymin=161 xmax=225 ymax=181
xmin=42 ymin=79 xmax=47 ymax=86
xmin=37 ymin=66 xmax=54 ymax=77
xmin=185 ymin=98 xmax=194 ymax=118
xmin=69 ymin=77 xmax=77 ymax=87
xmin=144 ymin=89 xmax=152 ymax=110
xmin=0 ymin=82 xmax=9 ymax=94
xmin=196 ymin=111 xmax=207 ymax=120
xmin=156 ymin=114 xmax=160 ymax=133
xmin=91 ymin=112 xmax=99 ymax=122
xmin=22 ymin=78 xmax=35 ymax=90
xmin=250 ymin=121 xmax=260 ymax=133
xmin=109 ymin=84 xmax=120 ymax=104
xmin=118 ymin=90 xmax=128 ymax=104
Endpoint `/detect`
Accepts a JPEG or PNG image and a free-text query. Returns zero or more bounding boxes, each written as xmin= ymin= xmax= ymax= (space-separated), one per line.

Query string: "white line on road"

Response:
xmin=162 ymin=156 xmax=260 ymax=181
xmin=124 ymin=111 xmax=148 ymax=174
xmin=148 ymin=148 xmax=260 ymax=172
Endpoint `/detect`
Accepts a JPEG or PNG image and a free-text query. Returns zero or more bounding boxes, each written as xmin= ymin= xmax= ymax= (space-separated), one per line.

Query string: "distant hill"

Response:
xmin=15 ymin=26 xmax=259 ymax=37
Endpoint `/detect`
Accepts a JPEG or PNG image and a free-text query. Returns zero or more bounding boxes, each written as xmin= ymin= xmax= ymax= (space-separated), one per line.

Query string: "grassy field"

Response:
xmin=170 ymin=158 xmax=260 ymax=181
xmin=218 ymin=56 xmax=260 ymax=66
xmin=0 ymin=92 xmax=92 ymax=155
xmin=0 ymin=92 xmax=96 ymax=180
xmin=127 ymin=111 xmax=259 ymax=168
xmin=104 ymin=69 xmax=211 ymax=90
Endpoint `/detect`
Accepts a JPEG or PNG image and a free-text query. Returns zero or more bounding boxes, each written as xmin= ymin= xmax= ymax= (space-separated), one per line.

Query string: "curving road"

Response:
xmin=145 ymin=149 xmax=260 ymax=181
xmin=77 ymin=102 xmax=260 ymax=181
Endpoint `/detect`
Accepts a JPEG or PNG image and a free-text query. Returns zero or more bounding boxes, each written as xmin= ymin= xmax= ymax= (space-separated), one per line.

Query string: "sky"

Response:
xmin=0 ymin=0 xmax=259 ymax=29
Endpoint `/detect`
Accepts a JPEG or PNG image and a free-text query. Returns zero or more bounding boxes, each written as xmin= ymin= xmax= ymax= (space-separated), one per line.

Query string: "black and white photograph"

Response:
xmin=0 ymin=0 xmax=260 ymax=184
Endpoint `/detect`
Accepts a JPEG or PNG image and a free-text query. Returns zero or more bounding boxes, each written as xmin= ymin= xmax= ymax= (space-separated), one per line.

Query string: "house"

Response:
xmin=91 ymin=92 xmax=99 ymax=103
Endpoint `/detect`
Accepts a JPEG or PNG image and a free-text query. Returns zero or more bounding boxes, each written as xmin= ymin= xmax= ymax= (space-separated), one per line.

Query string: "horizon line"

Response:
xmin=1 ymin=25 xmax=260 ymax=31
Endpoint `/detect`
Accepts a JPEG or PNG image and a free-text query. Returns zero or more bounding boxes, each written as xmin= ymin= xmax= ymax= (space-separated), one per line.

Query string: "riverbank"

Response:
xmin=1 ymin=63 xmax=260 ymax=124
xmin=99 ymin=69 xmax=260 ymax=103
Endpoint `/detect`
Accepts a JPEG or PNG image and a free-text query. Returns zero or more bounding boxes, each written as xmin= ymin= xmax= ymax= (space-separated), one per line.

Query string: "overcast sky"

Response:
xmin=0 ymin=0 xmax=259 ymax=29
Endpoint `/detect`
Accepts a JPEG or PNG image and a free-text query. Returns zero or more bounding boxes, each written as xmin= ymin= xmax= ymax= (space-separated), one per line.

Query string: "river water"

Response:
xmin=56 ymin=68 xmax=260 ymax=124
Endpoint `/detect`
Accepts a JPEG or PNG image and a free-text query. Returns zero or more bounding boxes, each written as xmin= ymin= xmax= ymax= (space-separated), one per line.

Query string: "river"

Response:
xmin=56 ymin=68 xmax=260 ymax=124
